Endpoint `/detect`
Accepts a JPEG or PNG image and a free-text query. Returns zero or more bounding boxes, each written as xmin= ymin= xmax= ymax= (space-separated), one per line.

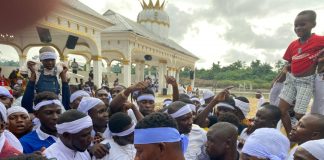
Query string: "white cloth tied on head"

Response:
xmin=242 ymin=128 xmax=289 ymax=160
xmin=70 ymin=90 xmax=90 ymax=103
xmin=300 ymin=139 xmax=324 ymax=159
xmin=111 ymin=121 xmax=136 ymax=137
xmin=7 ymin=106 xmax=29 ymax=118
xmin=56 ymin=115 xmax=93 ymax=134
xmin=190 ymin=97 xmax=200 ymax=103
xmin=163 ymin=100 xmax=172 ymax=107
xmin=234 ymin=98 xmax=250 ymax=117
xmin=0 ymin=86 xmax=13 ymax=99
xmin=137 ymin=94 xmax=155 ymax=102
xmin=216 ymin=102 xmax=235 ymax=110
xmin=188 ymin=104 xmax=196 ymax=112
xmin=169 ymin=104 xmax=192 ymax=118
xmin=33 ymin=99 xmax=63 ymax=111
xmin=77 ymin=97 xmax=103 ymax=114
xmin=203 ymin=90 xmax=214 ymax=100
xmin=0 ymin=102 xmax=7 ymax=123
xmin=39 ymin=51 xmax=57 ymax=60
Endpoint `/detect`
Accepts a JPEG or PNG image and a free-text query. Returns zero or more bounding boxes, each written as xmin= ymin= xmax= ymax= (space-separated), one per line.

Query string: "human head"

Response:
xmin=33 ymin=91 xmax=62 ymax=134
xmin=190 ymin=97 xmax=201 ymax=108
xmin=7 ymin=106 xmax=33 ymax=138
xmin=111 ymin=85 xmax=126 ymax=98
xmin=215 ymin=98 xmax=236 ymax=117
xmin=77 ymin=97 xmax=108 ymax=132
xmin=179 ymin=98 xmax=196 ymax=117
xmin=203 ymin=90 xmax=215 ymax=104
xmin=56 ymin=110 xmax=93 ymax=152
xmin=0 ymin=86 xmax=13 ymax=109
xmin=255 ymin=91 xmax=262 ymax=99
xmin=109 ymin=112 xmax=134 ymax=146
xmin=241 ymin=128 xmax=289 ymax=160
xmin=251 ymin=104 xmax=281 ymax=132
xmin=134 ymin=112 xmax=186 ymax=160
xmin=69 ymin=90 xmax=90 ymax=109
xmin=289 ymin=114 xmax=324 ymax=145
xmin=95 ymin=88 xmax=109 ymax=100
xmin=217 ymin=112 xmax=240 ymax=129
xmin=167 ymin=101 xmax=193 ymax=134
xmin=206 ymin=122 xmax=238 ymax=160
xmin=39 ymin=46 xmax=57 ymax=70
xmin=294 ymin=139 xmax=324 ymax=160
xmin=12 ymin=84 xmax=23 ymax=99
xmin=295 ymin=10 xmax=316 ymax=38
xmin=163 ymin=99 xmax=172 ymax=108
xmin=136 ymin=88 xmax=155 ymax=116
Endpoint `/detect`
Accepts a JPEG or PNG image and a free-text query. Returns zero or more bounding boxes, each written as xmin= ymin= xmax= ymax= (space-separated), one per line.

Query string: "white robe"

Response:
xmin=184 ymin=124 xmax=207 ymax=160
xmin=95 ymin=139 xmax=136 ymax=160
xmin=44 ymin=139 xmax=91 ymax=160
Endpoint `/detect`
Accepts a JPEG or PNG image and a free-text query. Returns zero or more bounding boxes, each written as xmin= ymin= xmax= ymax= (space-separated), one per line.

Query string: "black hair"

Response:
xmin=109 ymin=112 xmax=132 ymax=133
xmin=298 ymin=10 xmax=316 ymax=22
xmin=179 ymin=93 xmax=190 ymax=100
xmin=208 ymin=115 xmax=218 ymax=128
xmin=235 ymin=96 xmax=249 ymax=103
xmin=57 ymin=110 xmax=87 ymax=124
xmin=163 ymin=98 xmax=172 ymax=102
xmin=217 ymin=112 xmax=240 ymax=128
xmin=34 ymin=91 xmax=58 ymax=106
xmin=135 ymin=112 xmax=178 ymax=129
xmin=137 ymin=88 xmax=155 ymax=97
xmin=220 ymin=97 xmax=236 ymax=108
xmin=263 ymin=104 xmax=281 ymax=123
xmin=167 ymin=101 xmax=187 ymax=114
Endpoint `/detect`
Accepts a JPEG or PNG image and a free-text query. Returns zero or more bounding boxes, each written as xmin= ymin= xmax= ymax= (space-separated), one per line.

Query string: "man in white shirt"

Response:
xmin=97 ymin=112 xmax=136 ymax=160
xmin=167 ymin=101 xmax=207 ymax=160
xmin=255 ymin=90 xmax=265 ymax=108
xmin=44 ymin=110 xmax=93 ymax=160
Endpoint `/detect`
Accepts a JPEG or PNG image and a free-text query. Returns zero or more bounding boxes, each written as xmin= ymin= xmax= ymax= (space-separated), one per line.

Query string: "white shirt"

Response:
xmin=44 ymin=139 xmax=91 ymax=160
xmin=95 ymin=139 xmax=136 ymax=160
xmin=286 ymin=145 xmax=298 ymax=160
xmin=257 ymin=96 xmax=265 ymax=108
xmin=0 ymin=133 xmax=5 ymax=153
xmin=36 ymin=126 xmax=58 ymax=141
xmin=185 ymin=124 xmax=207 ymax=160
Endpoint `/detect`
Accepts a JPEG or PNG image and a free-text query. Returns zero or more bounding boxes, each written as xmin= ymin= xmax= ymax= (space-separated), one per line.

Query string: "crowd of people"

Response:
xmin=0 ymin=9 xmax=323 ymax=160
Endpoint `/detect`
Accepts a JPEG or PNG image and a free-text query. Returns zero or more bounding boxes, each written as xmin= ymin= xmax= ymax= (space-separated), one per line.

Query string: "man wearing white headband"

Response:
xmin=7 ymin=106 xmax=33 ymax=138
xmin=98 ymin=112 xmax=136 ymax=160
xmin=0 ymin=102 xmax=22 ymax=158
xmin=134 ymin=112 xmax=188 ymax=160
xmin=22 ymin=46 xmax=70 ymax=112
xmin=233 ymin=96 xmax=251 ymax=126
xmin=44 ymin=110 xmax=93 ymax=160
xmin=167 ymin=101 xmax=206 ymax=160
xmin=136 ymin=89 xmax=156 ymax=116
xmin=20 ymin=92 xmax=63 ymax=153
xmin=241 ymin=128 xmax=289 ymax=160
xmin=294 ymin=139 xmax=324 ymax=160
xmin=0 ymin=86 xmax=13 ymax=109
xmin=69 ymin=90 xmax=90 ymax=109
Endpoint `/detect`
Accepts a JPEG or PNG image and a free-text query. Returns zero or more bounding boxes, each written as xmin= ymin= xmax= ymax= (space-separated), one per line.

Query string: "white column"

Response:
xmin=135 ymin=61 xmax=145 ymax=82
xmin=19 ymin=55 xmax=27 ymax=67
xmin=176 ymin=69 xmax=180 ymax=84
xmin=122 ymin=60 xmax=131 ymax=87
xmin=158 ymin=60 xmax=167 ymax=93
xmin=93 ymin=57 xmax=103 ymax=87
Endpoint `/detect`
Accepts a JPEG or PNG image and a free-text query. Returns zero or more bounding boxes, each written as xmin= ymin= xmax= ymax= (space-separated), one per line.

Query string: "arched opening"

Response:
xmin=0 ymin=44 xmax=20 ymax=78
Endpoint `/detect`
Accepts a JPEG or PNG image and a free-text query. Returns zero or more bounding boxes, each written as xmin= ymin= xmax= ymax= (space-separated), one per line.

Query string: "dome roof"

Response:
xmin=137 ymin=0 xmax=169 ymax=27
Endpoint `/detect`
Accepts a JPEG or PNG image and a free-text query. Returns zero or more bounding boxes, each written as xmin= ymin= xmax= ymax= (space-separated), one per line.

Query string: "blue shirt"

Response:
xmin=19 ymin=130 xmax=56 ymax=154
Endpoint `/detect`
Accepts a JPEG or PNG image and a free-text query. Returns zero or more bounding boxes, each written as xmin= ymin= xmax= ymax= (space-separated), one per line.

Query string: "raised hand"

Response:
xmin=27 ymin=61 xmax=36 ymax=73
xmin=212 ymin=86 xmax=233 ymax=103
xmin=165 ymin=75 xmax=177 ymax=86
xmin=130 ymin=81 xmax=150 ymax=92
xmin=60 ymin=63 xmax=69 ymax=82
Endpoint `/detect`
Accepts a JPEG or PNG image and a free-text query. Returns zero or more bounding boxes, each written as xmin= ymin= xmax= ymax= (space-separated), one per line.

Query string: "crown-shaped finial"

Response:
xmin=139 ymin=0 xmax=166 ymax=10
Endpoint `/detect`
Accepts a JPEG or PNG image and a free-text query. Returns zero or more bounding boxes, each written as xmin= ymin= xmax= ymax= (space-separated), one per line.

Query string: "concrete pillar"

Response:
xmin=176 ymin=69 xmax=180 ymax=84
xmin=60 ymin=55 xmax=69 ymax=66
xmin=92 ymin=56 xmax=103 ymax=87
xmin=19 ymin=55 xmax=27 ymax=67
xmin=158 ymin=60 xmax=167 ymax=93
xmin=122 ymin=60 xmax=131 ymax=87
xmin=135 ymin=61 xmax=145 ymax=82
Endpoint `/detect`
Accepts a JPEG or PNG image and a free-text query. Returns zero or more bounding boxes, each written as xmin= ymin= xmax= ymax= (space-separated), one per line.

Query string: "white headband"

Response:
xmin=33 ymin=100 xmax=63 ymax=111
xmin=188 ymin=104 xmax=196 ymax=112
xmin=39 ymin=52 xmax=57 ymax=61
xmin=216 ymin=102 xmax=235 ymax=110
xmin=234 ymin=98 xmax=250 ymax=117
xmin=56 ymin=116 xmax=93 ymax=134
xmin=111 ymin=121 xmax=135 ymax=137
xmin=70 ymin=90 xmax=90 ymax=103
xmin=7 ymin=106 xmax=30 ymax=118
xmin=190 ymin=98 xmax=200 ymax=102
xmin=137 ymin=94 xmax=155 ymax=102
xmin=77 ymin=97 xmax=103 ymax=114
xmin=170 ymin=104 xmax=192 ymax=118
xmin=0 ymin=102 xmax=7 ymax=123
xmin=163 ymin=100 xmax=172 ymax=107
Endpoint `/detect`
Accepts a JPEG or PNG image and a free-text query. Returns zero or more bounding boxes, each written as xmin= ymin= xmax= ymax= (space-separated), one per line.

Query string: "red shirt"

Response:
xmin=283 ymin=34 xmax=324 ymax=75
xmin=0 ymin=140 xmax=21 ymax=158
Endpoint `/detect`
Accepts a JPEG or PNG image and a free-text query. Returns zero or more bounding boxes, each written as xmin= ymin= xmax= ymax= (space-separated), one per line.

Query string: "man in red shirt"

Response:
xmin=278 ymin=10 xmax=324 ymax=134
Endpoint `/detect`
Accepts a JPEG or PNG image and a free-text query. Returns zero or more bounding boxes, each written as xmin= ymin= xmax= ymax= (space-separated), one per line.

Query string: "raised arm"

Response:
xmin=165 ymin=75 xmax=179 ymax=101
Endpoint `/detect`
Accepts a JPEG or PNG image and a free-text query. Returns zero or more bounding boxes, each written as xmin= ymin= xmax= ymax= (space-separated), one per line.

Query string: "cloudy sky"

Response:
xmin=1 ymin=0 xmax=324 ymax=69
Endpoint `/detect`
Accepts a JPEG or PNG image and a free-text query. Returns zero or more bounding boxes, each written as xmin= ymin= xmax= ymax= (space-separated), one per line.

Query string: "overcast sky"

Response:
xmin=1 ymin=0 xmax=324 ymax=69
